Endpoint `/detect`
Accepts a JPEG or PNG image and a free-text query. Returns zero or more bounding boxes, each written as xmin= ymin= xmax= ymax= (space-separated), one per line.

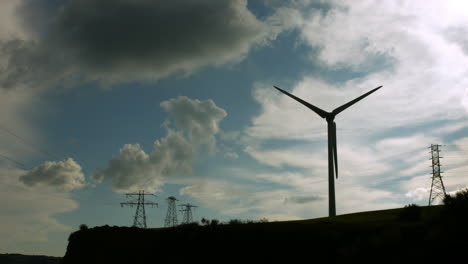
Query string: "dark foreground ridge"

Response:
xmin=62 ymin=205 xmax=467 ymax=263
xmin=0 ymin=253 xmax=61 ymax=264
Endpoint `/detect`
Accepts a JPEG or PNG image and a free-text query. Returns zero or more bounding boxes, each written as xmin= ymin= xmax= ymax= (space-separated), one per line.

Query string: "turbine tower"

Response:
xmin=274 ymin=85 xmax=382 ymax=216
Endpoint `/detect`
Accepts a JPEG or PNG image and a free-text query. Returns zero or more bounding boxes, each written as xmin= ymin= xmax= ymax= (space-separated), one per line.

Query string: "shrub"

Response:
xmin=444 ymin=188 xmax=468 ymax=207
xmin=201 ymin=218 xmax=209 ymax=226
xmin=443 ymin=188 xmax=468 ymax=219
xmin=210 ymin=219 xmax=219 ymax=227
xmin=228 ymin=219 xmax=243 ymax=225
xmin=399 ymin=204 xmax=421 ymax=221
xmin=79 ymin=224 xmax=89 ymax=231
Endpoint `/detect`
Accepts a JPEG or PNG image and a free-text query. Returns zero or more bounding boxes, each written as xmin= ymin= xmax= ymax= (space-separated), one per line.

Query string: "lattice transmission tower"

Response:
xmin=120 ymin=190 xmax=158 ymax=228
xmin=428 ymin=144 xmax=447 ymax=206
xmin=164 ymin=196 xmax=179 ymax=227
xmin=179 ymin=203 xmax=198 ymax=224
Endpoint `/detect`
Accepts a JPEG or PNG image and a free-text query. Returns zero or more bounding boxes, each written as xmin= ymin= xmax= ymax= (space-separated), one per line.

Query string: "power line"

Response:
xmin=0 ymin=125 xmax=90 ymax=174
xmin=0 ymin=125 xmax=61 ymax=161
xmin=0 ymin=153 xmax=27 ymax=168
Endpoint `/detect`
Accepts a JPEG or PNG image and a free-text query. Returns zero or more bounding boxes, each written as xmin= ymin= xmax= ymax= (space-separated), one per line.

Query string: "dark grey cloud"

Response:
xmin=1 ymin=0 xmax=272 ymax=89
xmin=284 ymin=195 xmax=323 ymax=204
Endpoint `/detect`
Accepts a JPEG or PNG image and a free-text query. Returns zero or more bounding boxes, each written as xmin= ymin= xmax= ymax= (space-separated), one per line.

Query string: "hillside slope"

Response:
xmin=0 ymin=254 xmax=61 ymax=264
xmin=62 ymin=206 xmax=466 ymax=263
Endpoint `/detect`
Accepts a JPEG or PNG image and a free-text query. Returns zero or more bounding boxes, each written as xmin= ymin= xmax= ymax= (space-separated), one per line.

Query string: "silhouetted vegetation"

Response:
xmin=443 ymin=188 xmax=468 ymax=219
xmin=199 ymin=217 xmax=268 ymax=227
xmin=79 ymin=224 xmax=88 ymax=231
xmin=398 ymin=203 xmax=421 ymax=221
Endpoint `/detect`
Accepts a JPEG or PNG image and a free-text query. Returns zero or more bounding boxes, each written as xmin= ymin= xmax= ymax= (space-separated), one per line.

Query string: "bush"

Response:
xmin=79 ymin=224 xmax=89 ymax=231
xmin=201 ymin=218 xmax=209 ymax=226
xmin=200 ymin=218 xmax=219 ymax=227
xmin=228 ymin=219 xmax=243 ymax=225
xmin=444 ymin=188 xmax=468 ymax=207
xmin=210 ymin=219 xmax=219 ymax=227
xmin=443 ymin=188 xmax=468 ymax=219
xmin=399 ymin=204 xmax=421 ymax=221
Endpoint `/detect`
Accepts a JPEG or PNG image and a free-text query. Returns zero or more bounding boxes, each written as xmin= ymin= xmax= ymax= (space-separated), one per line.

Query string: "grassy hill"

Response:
xmin=61 ymin=204 xmax=468 ymax=263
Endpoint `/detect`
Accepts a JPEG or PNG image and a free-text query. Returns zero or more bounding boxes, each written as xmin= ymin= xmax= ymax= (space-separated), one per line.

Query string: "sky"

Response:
xmin=1 ymin=0 xmax=468 ymax=257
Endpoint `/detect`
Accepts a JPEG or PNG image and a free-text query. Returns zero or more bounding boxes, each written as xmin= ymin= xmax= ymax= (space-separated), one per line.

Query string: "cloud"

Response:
xmin=161 ymin=96 xmax=227 ymax=153
xmin=241 ymin=0 xmax=468 ymax=212
xmin=248 ymin=0 xmax=468 ymax=142
xmin=179 ymin=172 xmax=399 ymax=220
xmin=0 ymin=0 xmax=276 ymax=90
xmin=0 ymin=1 xmax=27 ymax=40
xmin=92 ymin=97 xmax=227 ymax=192
xmin=284 ymin=195 xmax=323 ymax=204
xmin=92 ymin=131 xmax=195 ymax=193
xmin=179 ymin=180 xmax=307 ymax=219
xmin=20 ymin=158 xmax=85 ymax=191
xmin=0 ymin=167 xmax=78 ymax=256
xmin=224 ymin=152 xmax=239 ymax=159
xmin=405 ymin=187 xmax=430 ymax=201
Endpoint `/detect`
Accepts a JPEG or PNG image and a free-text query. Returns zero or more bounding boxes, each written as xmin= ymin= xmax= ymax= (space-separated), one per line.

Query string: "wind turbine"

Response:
xmin=274 ymin=85 xmax=382 ymax=217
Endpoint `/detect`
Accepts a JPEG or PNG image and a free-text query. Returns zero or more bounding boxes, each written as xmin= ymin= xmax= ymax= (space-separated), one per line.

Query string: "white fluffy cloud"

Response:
xmin=20 ymin=158 xmax=85 ymax=191
xmin=92 ymin=131 xmax=195 ymax=193
xmin=92 ymin=96 xmax=227 ymax=192
xmin=161 ymin=96 xmax=227 ymax=153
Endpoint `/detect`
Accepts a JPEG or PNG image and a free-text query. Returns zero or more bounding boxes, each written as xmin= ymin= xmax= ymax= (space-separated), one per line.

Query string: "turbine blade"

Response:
xmin=274 ymin=86 xmax=329 ymax=119
xmin=332 ymin=86 xmax=382 ymax=116
xmin=332 ymin=121 xmax=338 ymax=179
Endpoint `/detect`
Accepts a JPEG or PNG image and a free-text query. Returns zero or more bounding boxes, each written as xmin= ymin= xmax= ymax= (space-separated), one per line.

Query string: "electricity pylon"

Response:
xmin=164 ymin=196 xmax=178 ymax=227
xmin=179 ymin=203 xmax=198 ymax=224
xmin=120 ymin=190 xmax=158 ymax=228
xmin=428 ymin=144 xmax=447 ymax=206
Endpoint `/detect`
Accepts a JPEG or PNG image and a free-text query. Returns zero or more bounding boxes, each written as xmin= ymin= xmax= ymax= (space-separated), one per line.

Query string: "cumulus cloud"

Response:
xmin=92 ymin=96 xmax=227 ymax=192
xmin=92 ymin=131 xmax=195 ymax=192
xmin=0 ymin=0 xmax=277 ymax=90
xmin=20 ymin=158 xmax=85 ymax=191
xmin=161 ymin=96 xmax=227 ymax=153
